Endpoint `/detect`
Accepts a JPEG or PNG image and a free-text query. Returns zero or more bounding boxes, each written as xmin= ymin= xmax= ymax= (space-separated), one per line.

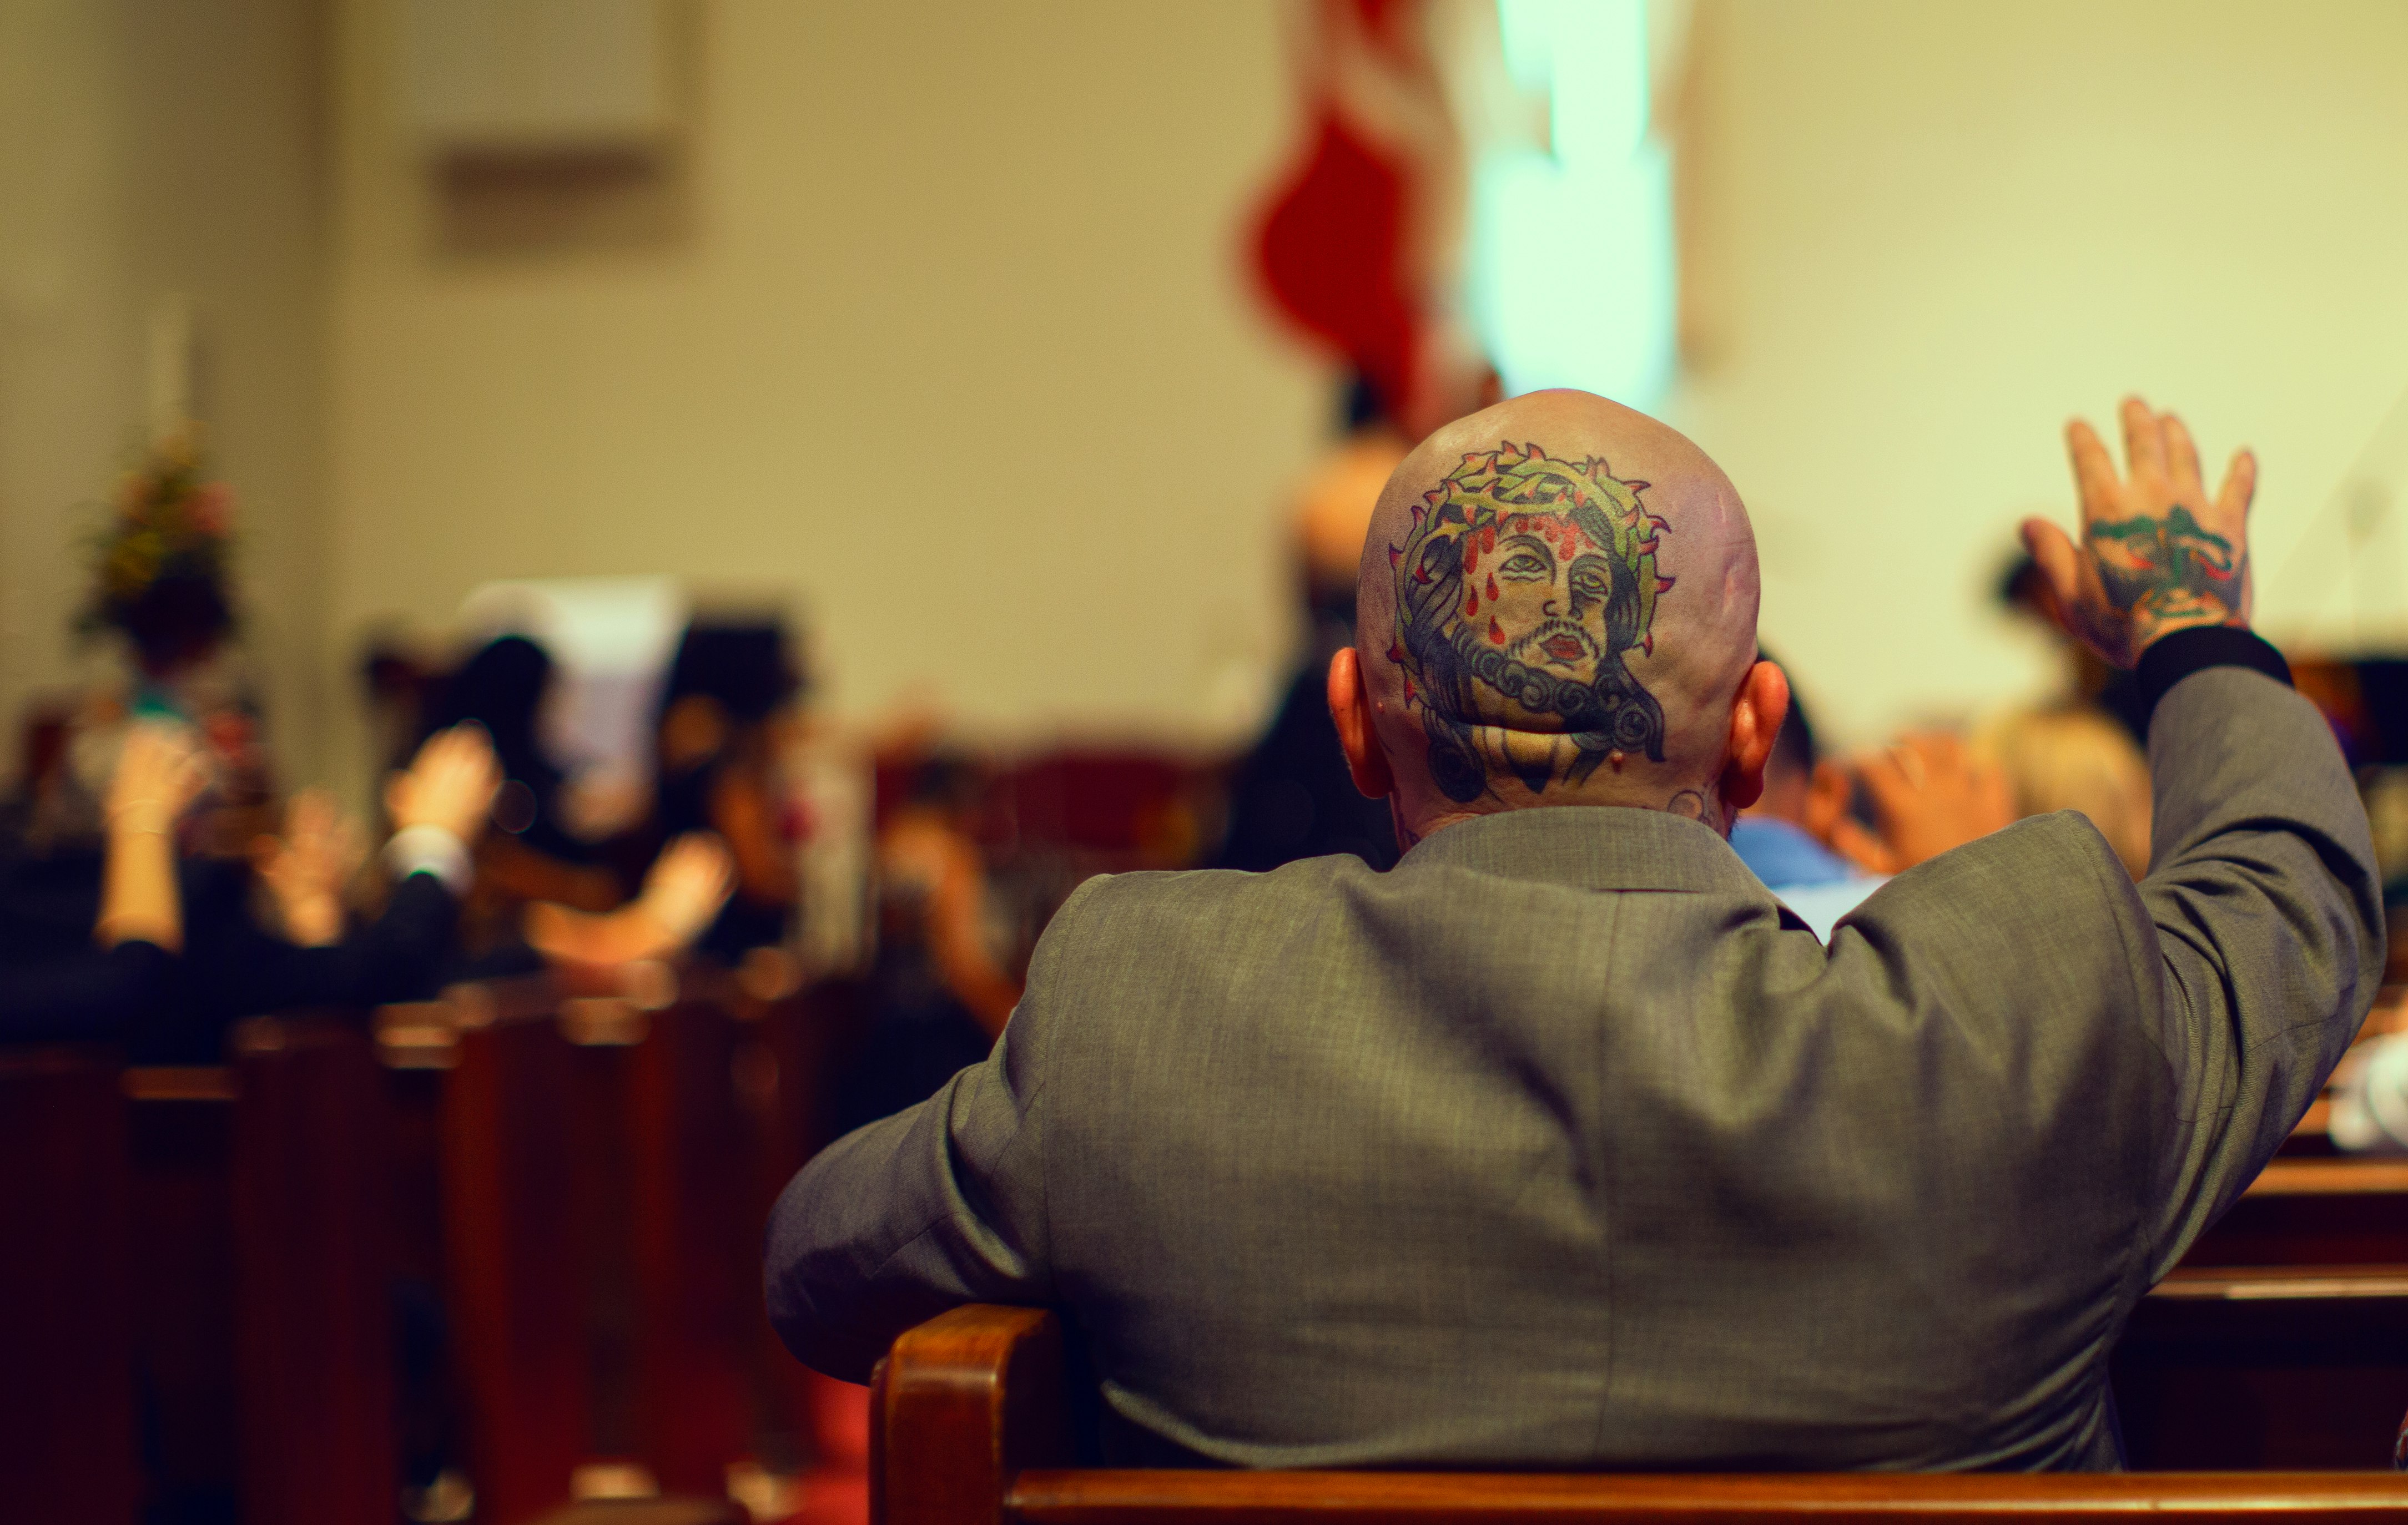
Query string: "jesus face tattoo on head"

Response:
xmin=1388 ymin=441 xmax=1671 ymax=804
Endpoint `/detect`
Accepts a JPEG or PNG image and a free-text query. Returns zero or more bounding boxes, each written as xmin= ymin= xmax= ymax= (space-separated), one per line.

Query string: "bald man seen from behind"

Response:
xmin=767 ymin=390 xmax=2379 ymax=1470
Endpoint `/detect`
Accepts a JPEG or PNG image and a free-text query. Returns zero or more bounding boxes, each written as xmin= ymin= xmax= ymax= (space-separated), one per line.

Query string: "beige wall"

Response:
xmin=0 ymin=0 xmax=329 ymax=785
xmin=324 ymin=0 xmax=1328 ymax=801
xmin=1670 ymin=0 xmax=2408 ymax=746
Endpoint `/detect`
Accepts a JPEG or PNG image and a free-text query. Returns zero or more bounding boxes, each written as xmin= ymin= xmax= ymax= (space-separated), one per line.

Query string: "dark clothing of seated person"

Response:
xmin=1215 ymin=609 xmax=1400 ymax=873
xmin=649 ymin=620 xmax=802 ymax=962
xmin=4 ymin=724 xmax=496 ymax=1058
xmin=765 ymin=393 xmax=2379 ymax=1472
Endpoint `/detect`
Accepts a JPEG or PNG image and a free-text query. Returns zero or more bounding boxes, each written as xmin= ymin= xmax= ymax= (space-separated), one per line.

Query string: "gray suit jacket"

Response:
xmin=767 ymin=669 xmax=2381 ymax=1470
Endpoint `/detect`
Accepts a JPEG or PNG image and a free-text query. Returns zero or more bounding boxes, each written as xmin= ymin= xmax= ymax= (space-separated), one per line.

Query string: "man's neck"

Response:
xmin=1395 ymin=780 xmax=1730 ymax=853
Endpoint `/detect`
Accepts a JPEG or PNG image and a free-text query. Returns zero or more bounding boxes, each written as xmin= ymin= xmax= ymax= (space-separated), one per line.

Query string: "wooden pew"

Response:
xmin=390 ymin=975 xmax=747 ymax=1525
xmin=227 ymin=1014 xmax=400 ymax=1525
xmin=737 ymin=958 xmax=874 ymax=1472
xmin=2113 ymin=1157 xmax=2408 ymax=1465
xmin=874 ymin=1305 xmax=2408 ymax=1525
xmin=127 ymin=1021 xmax=399 ymax=1525
xmin=2117 ymin=1265 xmax=2408 ymax=1469
xmin=2183 ymin=1160 xmax=2408 ymax=1267
xmin=428 ymin=978 xmax=595 ymax=1525
xmin=0 ymin=1046 xmax=141 ymax=1525
xmin=125 ymin=1062 xmax=240 ymax=1519
xmin=2 ymin=1023 xmax=397 ymax=1525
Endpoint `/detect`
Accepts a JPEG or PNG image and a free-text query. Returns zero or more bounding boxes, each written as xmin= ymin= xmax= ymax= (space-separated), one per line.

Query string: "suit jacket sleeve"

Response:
xmin=763 ymin=879 xmax=1091 ymax=1381
xmin=0 ymin=940 xmax=178 ymax=1044
xmin=209 ymin=871 xmax=461 ymax=1021
xmin=2133 ymin=666 xmax=2384 ymax=1275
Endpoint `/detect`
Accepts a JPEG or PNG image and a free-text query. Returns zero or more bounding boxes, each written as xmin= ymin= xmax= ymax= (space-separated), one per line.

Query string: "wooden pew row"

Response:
xmin=2184 ymin=1159 xmax=2408 ymax=1267
xmin=0 ymin=1046 xmax=142 ymax=1525
xmin=873 ymin=1305 xmax=2408 ymax=1525
xmin=0 ymin=965 xmax=797 ymax=1525
xmin=2112 ymin=1158 xmax=2408 ymax=1467
xmin=29 ymin=989 xmax=2404 ymax=1513
xmin=377 ymin=964 xmax=835 ymax=1523
xmin=0 ymin=1021 xmax=395 ymax=1525
xmin=2115 ymin=1265 xmax=2408 ymax=1468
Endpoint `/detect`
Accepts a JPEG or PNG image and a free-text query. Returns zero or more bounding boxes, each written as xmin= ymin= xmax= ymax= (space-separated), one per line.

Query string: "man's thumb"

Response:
xmin=2019 ymin=518 xmax=2083 ymax=623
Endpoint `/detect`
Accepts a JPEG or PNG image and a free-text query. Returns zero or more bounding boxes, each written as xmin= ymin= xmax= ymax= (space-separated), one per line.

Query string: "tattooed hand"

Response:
xmin=2021 ymin=397 xmax=2255 ymax=669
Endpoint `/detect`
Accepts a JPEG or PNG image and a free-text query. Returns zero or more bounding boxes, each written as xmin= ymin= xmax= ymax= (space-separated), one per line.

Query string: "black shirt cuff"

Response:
xmin=2137 ymin=626 xmax=2291 ymax=731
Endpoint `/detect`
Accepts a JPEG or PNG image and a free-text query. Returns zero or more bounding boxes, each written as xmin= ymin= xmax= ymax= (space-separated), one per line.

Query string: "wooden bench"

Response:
xmin=2109 ymin=1158 xmax=2408 ymax=1465
xmin=871 ymin=1305 xmax=2408 ymax=1525
xmin=2182 ymin=1160 xmax=2408 ymax=1268
xmin=2 ymin=1021 xmax=397 ymax=1525
xmin=2115 ymin=1264 xmax=2408 ymax=1468
xmin=0 ymin=1045 xmax=142 ymax=1525
xmin=384 ymin=972 xmax=754 ymax=1524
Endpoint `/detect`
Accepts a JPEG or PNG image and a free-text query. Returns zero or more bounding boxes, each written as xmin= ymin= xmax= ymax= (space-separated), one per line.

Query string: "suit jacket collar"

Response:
xmin=1397 ymin=805 xmax=1786 ymax=904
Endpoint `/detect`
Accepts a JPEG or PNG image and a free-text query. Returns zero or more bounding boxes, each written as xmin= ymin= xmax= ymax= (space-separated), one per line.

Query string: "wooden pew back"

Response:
xmin=435 ymin=977 xmax=594 ymax=1525
xmin=228 ymin=1014 xmax=399 ymax=1525
xmin=0 ymin=1046 xmax=141 ymax=1525
xmin=873 ymin=1306 xmax=2408 ymax=1525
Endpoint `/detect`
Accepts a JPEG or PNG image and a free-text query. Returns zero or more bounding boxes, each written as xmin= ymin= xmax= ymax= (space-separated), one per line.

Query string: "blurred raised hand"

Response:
xmin=96 ymin=723 xmax=210 ymax=951
xmin=386 ymin=724 xmax=501 ymax=843
xmin=2021 ymin=396 xmax=2255 ymax=669
xmin=1808 ymin=733 xmax=2014 ymax=876
xmin=251 ymin=789 xmax=365 ymax=947
xmin=523 ymin=832 xmax=734 ymax=970
xmin=107 ymin=721 xmax=210 ymax=835
xmin=633 ymin=832 xmax=737 ymax=952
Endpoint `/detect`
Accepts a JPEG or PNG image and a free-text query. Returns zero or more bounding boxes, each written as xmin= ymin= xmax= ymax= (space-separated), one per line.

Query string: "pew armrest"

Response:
xmin=875 ymin=1305 xmax=1070 ymax=1525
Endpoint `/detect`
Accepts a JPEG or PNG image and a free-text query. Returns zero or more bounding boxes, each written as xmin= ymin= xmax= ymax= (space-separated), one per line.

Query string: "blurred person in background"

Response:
xmin=411 ymin=630 xmax=747 ymax=980
xmin=1216 ymin=377 xmax=1414 ymax=872
xmin=2330 ymin=1028 xmax=2408 ymax=1154
xmin=1807 ymin=733 xmax=2017 ymax=882
xmin=1726 ymin=668 xmax=1888 ymax=940
xmin=1978 ymin=705 xmax=2153 ymax=880
xmin=1 ymin=724 xmax=503 ymax=1056
xmin=832 ymin=753 xmax=1020 ymax=1135
xmin=1 ymin=723 xmax=206 ymax=1042
xmin=418 ymin=635 xmax=626 ymax=962
xmin=650 ymin=622 xmax=802 ymax=960
xmin=157 ymin=726 xmax=502 ymax=1059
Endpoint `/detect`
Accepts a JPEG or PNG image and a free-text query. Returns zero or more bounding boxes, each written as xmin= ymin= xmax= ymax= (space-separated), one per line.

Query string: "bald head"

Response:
xmin=1337 ymin=390 xmax=1771 ymax=839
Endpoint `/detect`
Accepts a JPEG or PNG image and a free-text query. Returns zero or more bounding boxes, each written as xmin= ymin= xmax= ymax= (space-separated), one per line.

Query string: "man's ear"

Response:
xmin=1717 ymin=659 xmax=1791 ymax=813
xmin=1327 ymin=647 xmax=1395 ymax=800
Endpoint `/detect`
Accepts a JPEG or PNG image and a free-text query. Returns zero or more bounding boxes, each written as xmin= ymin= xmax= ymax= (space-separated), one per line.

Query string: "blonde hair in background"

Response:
xmin=1979 ymin=706 xmax=2153 ymax=880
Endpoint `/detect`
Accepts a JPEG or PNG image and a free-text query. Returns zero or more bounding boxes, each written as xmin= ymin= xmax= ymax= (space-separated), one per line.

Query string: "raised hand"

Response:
xmin=96 ymin=723 xmax=210 ymax=951
xmin=251 ymin=789 xmax=365 ymax=947
xmin=1807 ymin=734 xmax=2014 ymax=876
xmin=107 ymin=722 xmax=210 ymax=835
xmin=386 ymin=724 xmax=501 ymax=843
xmin=2021 ymin=396 xmax=2255 ymax=669
xmin=521 ymin=832 xmax=734 ymax=970
xmin=634 ymin=833 xmax=736 ymax=951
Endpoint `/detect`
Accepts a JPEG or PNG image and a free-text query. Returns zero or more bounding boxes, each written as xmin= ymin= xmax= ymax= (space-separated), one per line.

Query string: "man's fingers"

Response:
xmin=2161 ymin=412 xmax=2206 ymax=503
xmin=2063 ymin=420 xmax=2119 ymax=519
xmin=2119 ymin=396 xmax=2165 ymax=481
xmin=2215 ymin=447 xmax=2259 ymax=520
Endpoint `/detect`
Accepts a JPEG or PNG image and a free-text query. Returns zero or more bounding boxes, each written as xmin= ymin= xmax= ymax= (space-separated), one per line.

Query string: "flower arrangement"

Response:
xmin=82 ymin=431 xmax=238 ymax=674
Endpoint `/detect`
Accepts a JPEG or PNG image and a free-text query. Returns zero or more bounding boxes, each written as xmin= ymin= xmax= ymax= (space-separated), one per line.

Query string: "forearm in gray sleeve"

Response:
xmin=2139 ymin=666 xmax=2384 ymax=1273
xmin=764 ymin=1031 xmax=1052 ymax=1382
